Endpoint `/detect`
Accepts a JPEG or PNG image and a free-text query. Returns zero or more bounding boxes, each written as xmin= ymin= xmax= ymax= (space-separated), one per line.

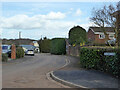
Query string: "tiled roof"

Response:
xmin=89 ymin=27 xmax=115 ymax=33
xmin=113 ymin=10 xmax=120 ymax=16
xmin=20 ymin=45 xmax=36 ymax=50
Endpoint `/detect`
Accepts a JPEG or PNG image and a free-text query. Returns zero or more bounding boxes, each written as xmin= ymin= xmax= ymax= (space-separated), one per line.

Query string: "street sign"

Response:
xmin=104 ymin=52 xmax=116 ymax=56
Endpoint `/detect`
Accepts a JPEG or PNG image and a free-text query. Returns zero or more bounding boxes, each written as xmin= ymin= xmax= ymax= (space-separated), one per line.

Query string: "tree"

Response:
xmin=38 ymin=37 xmax=51 ymax=53
xmin=50 ymin=38 xmax=66 ymax=55
xmin=91 ymin=4 xmax=116 ymax=28
xmin=90 ymin=3 xmax=119 ymax=46
xmin=68 ymin=26 xmax=87 ymax=45
xmin=116 ymin=2 xmax=120 ymax=46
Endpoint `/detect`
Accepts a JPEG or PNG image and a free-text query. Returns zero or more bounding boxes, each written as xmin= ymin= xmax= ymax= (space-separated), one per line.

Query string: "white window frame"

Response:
xmin=99 ymin=34 xmax=105 ymax=39
xmin=109 ymin=34 xmax=114 ymax=40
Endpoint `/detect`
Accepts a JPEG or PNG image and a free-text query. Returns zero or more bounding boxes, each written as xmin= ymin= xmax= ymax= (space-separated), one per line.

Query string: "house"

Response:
xmin=20 ymin=45 xmax=36 ymax=52
xmin=30 ymin=41 xmax=40 ymax=53
xmin=87 ymin=27 xmax=116 ymax=44
xmin=113 ymin=2 xmax=120 ymax=46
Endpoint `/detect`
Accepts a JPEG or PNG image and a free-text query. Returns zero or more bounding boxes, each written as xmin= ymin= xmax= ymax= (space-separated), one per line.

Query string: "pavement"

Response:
xmin=50 ymin=56 xmax=120 ymax=89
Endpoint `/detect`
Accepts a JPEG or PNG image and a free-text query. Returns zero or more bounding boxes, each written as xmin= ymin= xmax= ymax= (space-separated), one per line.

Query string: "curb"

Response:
xmin=47 ymin=56 xmax=88 ymax=88
xmin=49 ymin=71 xmax=88 ymax=88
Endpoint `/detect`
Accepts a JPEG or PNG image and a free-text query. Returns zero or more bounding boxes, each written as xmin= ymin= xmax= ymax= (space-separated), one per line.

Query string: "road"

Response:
xmin=2 ymin=53 xmax=69 ymax=88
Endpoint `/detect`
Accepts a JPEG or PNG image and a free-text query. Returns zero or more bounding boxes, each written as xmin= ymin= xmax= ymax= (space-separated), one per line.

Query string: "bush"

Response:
xmin=80 ymin=47 xmax=120 ymax=77
xmin=16 ymin=47 xmax=24 ymax=59
xmin=50 ymin=38 xmax=66 ymax=55
xmin=69 ymin=26 xmax=87 ymax=45
xmin=38 ymin=37 xmax=51 ymax=53
xmin=41 ymin=39 xmax=51 ymax=53
xmin=2 ymin=53 xmax=8 ymax=62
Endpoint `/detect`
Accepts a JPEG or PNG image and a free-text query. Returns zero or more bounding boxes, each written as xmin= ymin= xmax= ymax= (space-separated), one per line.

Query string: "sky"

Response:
xmin=0 ymin=1 xmax=118 ymax=40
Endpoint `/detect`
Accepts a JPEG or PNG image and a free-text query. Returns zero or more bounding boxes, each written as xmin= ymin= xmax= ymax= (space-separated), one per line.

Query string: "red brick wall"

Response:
xmin=87 ymin=29 xmax=95 ymax=42
xmin=94 ymin=34 xmax=115 ymax=44
xmin=11 ymin=44 xmax=16 ymax=59
xmin=88 ymin=30 xmax=116 ymax=44
xmin=94 ymin=34 xmax=106 ymax=44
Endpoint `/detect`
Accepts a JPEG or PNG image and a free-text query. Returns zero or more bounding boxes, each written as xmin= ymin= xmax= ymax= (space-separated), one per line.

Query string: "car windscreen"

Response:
xmin=28 ymin=50 xmax=33 ymax=51
xmin=2 ymin=46 xmax=8 ymax=50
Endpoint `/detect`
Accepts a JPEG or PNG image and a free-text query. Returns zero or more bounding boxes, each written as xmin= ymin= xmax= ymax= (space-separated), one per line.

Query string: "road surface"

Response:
xmin=2 ymin=53 xmax=68 ymax=88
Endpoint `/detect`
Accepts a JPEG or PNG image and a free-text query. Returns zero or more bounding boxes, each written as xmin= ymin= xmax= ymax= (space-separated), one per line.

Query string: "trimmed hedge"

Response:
xmin=80 ymin=47 xmax=120 ymax=77
xmin=2 ymin=53 xmax=8 ymax=62
xmin=40 ymin=39 xmax=51 ymax=53
xmin=50 ymin=38 xmax=66 ymax=55
xmin=69 ymin=26 xmax=87 ymax=45
xmin=16 ymin=47 xmax=24 ymax=59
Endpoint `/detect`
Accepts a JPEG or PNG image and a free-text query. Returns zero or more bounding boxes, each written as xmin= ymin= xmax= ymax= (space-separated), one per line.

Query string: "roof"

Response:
xmin=89 ymin=27 xmax=115 ymax=33
xmin=20 ymin=45 xmax=36 ymax=50
xmin=113 ymin=10 xmax=120 ymax=16
xmin=33 ymin=41 xmax=38 ymax=43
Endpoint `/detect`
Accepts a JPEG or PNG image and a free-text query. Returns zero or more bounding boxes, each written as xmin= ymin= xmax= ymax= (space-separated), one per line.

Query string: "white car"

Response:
xmin=106 ymin=38 xmax=116 ymax=45
xmin=25 ymin=50 xmax=34 ymax=56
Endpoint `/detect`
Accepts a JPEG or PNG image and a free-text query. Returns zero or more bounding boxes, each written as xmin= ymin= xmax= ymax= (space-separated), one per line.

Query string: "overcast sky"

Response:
xmin=0 ymin=1 xmax=118 ymax=40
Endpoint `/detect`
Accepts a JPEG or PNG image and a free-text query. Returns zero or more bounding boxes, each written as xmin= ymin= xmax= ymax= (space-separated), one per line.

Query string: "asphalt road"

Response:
xmin=2 ymin=53 xmax=68 ymax=88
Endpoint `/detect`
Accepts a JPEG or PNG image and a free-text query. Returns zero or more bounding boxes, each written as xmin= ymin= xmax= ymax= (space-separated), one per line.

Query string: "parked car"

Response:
xmin=106 ymin=38 xmax=116 ymax=46
xmin=2 ymin=45 xmax=11 ymax=57
xmin=25 ymin=50 xmax=34 ymax=56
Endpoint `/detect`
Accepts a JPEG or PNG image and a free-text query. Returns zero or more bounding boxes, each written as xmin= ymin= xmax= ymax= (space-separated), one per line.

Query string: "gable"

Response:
xmin=88 ymin=27 xmax=115 ymax=35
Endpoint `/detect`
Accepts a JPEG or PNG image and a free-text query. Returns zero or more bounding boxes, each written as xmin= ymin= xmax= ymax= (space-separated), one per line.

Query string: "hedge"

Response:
xmin=16 ymin=47 xmax=24 ymax=59
xmin=69 ymin=26 xmax=87 ymax=45
xmin=2 ymin=53 xmax=8 ymax=62
xmin=50 ymin=38 xmax=66 ymax=55
xmin=80 ymin=47 xmax=120 ymax=77
xmin=40 ymin=39 xmax=51 ymax=53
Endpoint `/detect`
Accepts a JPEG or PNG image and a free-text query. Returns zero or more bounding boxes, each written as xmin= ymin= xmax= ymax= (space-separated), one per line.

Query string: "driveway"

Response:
xmin=2 ymin=53 xmax=68 ymax=88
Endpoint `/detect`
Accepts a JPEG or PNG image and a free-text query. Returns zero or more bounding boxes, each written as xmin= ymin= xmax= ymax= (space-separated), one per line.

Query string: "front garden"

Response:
xmin=79 ymin=47 xmax=120 ymax=78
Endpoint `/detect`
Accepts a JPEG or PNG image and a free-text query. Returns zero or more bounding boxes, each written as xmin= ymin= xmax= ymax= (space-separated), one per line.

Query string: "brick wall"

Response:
xmin=87 ymin=29 xmax=95 ymax=43
xmin=94 ymin=34 xmax=106 ymax=44
xmin=68 ymin=45 xmax=80 ymax=57
xmin=11 ymin=44 xmax=16 ymax=59
xmin=94 ymin=34 xmax=116 ymax=44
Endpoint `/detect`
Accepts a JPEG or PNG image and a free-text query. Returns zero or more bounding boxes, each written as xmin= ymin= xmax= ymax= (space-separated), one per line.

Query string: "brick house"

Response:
xmin=87 ymin=27 xmax=116 ymax=44
xmin=113 ymin=2 xmax=120 ymax=46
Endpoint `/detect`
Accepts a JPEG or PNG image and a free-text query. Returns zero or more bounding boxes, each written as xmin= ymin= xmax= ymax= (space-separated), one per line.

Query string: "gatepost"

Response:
xmin=11 ymin=44 xmax=16 ymax=59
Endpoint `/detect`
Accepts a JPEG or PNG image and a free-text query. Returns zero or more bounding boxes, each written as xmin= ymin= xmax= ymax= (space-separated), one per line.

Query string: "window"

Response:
xmin=109 ymin=34 xmax=114 ymax=39
xmin=99 ymin=34 xmax=105 ymax=39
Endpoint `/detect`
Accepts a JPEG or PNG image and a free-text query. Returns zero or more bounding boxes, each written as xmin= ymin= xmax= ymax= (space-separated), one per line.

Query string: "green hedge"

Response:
xmin=40 ymin=39 xmax=51 ymax=53
xmin=69 ymin=26 xmax=87 ymax=45
xmin=80 ymin=47 xmax=120 ymax=77
xmin=16 ymin=47 xmax=24 ymax=59
xmin=2 ymin=53 xmax=8 ymax=62
xmin=50 ymin=38 xmax=66 ymax=55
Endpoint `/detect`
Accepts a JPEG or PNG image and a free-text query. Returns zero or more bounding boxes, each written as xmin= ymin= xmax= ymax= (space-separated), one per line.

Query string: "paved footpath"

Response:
xmin=52 ymin=56 xmax=120 ymax=89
